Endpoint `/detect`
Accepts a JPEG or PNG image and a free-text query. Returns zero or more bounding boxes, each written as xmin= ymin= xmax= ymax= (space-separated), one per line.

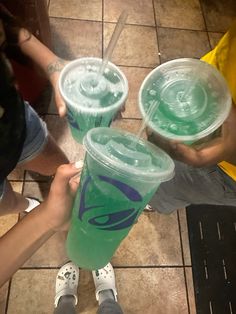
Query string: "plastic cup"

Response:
xmin=138 ymin=58 xmax=232 ymax=145
xmin=66 ymin=127 xmax=175 ymax=270
xmin=59 ymin=57 xmax=128 ymax=143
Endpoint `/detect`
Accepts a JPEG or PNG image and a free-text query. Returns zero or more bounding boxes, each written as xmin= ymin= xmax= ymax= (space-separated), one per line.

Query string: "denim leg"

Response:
xmin=54 ymin=296 xmax=77 ymax=314
xmin=97 ymin=299 xmax=124 ymax=314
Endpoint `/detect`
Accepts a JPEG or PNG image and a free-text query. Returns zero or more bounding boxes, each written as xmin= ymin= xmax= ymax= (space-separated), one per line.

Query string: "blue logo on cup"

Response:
xmin=78 ymin=175 xmax=143 ymax=231
xmin=67 ymin=107 xmax=80 ymax=130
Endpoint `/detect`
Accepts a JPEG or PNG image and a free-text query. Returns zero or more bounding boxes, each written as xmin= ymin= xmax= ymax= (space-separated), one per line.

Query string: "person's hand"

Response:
xmin=152 ymin=105 xmax=236 ymax=167
xmin=42 ymin=161 xmax=83 ymax=231
xmin=47 ymin=58 xmax=69 ymax=117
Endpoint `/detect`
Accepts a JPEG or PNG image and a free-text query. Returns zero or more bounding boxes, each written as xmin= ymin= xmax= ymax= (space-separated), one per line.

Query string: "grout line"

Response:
xmin=113 ymin=265 xmax=192 ymax=269
xmin=118 ymin=64 xmax=154 ymax=69
xmin=102 ymin=0 xmax=104 ymax=57
xmin=120 ymin=117 xmax=142 ymax=120
xmin=48 ymin=14 xmax=224 ymax=34
xmin=19 ymin=265 xmax=192 ymax=270
xmin=177 ymin=210 xmax=191 ymax=314
xmin=152 ymin=0 xmax=161 ymax=63
xmin=5 ymin=278 xmax=12 ymax=314
xmin=198 ymin=0 xmax=211 ymax=47
xmin=49 ymin=16 xmax=103 ymax=24
xmin=49 ymin=15 xmax=155 ymax=28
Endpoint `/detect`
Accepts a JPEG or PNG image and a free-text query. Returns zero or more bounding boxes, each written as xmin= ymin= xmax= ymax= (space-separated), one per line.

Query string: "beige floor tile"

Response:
xmin=201 ymin=0 xmax=236 ymax=32
xmin=44 ymin=115 xmax=86 ymax=163
xmin=76 ymin=270 xmax=97 ymax=313
xmin=8 ymin=269 xmax=58 ymax=314
xmin=0 ymin=215 xmax=18 ymax=237
xmin=208 ymin=32 xmax=224 ymax=49
xmin=113 ymin=211 xmax=183 ymax=266
xmin=10 ymin=181 xmax=23 ymax=194
xmin=104 ymin=0 xmax=155 ymax=26
xmin=8 ymin=269 xmax=97 ymax=314
xmin=178 ymin=208 xmax=191 ymax=266
xmin=0 ymin=282 xmax=9 ymax=314
xmin=104 ymin=23 xmax=159 ymax=67
xmin=7 ymin=167 xmax=24 ymax=181
xmin=186 ymin=267 xmax=197 ymax=314
xmin=23 ymin=181 xmax=50 ymax=202
xmin=23 ymin=232 xmax=68 ymax=268
xmin=120 ymin=66 xmax=153 ymax=119
xmin=8 ymin=268 xmax=188 ymax=314
xmin=50 ymin=18 xmax=102 ymax=60
xmin=154 ymin=0 xmax=205 ymax=30
xmin=116 ymin=268 xmax=188 ymax=314
xmin=112 ymin=118 xmax=143 ymax=136
xmin=49 ymin=0 xmax=102 ymax=21
xmin=157 ymin=28 xmax=211 ymax=63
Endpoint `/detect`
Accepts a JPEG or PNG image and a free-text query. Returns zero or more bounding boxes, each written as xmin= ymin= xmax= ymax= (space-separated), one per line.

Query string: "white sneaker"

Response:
xmin=25 ymin=197 xmax=41 ymax=213
xmin=145 ymin=204 xmax=154 ymax=211
xmin=92 ymin=263 xmax=118 ymax=302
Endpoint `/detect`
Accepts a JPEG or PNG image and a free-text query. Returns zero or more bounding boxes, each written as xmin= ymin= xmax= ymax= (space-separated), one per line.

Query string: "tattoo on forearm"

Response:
xmin=47 ymin=58 xmax=67 ymax=76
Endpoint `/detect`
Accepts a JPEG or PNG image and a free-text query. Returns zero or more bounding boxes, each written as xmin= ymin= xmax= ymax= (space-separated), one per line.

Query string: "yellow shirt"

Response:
xmin=201 ymin=21 xmax=236 ymax=181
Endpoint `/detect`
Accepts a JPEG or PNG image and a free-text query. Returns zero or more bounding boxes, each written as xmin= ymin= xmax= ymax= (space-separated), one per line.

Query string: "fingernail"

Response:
xmin=74 ymin=160 xmax=84 ymax=169
xmin=59 ymin=106 xmax=66 ymax=117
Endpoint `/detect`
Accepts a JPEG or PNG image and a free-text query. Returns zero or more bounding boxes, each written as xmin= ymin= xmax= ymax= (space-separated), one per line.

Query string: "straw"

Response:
xmin=179 ymin=74 xmax=198 ymax=102
xmin=97 ymin=11 xmax=128 ymax=80
xmin=131 ymin=100 xmax=159 ymax=148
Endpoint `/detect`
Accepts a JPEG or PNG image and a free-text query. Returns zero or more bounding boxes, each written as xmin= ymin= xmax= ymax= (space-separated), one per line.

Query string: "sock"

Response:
xmin=98 ymin=289 xmax=115 ymax=305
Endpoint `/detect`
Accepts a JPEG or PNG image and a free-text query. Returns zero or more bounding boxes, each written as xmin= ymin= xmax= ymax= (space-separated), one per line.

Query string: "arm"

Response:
xmin=0 ymin=162 xmax=82 ymax=287
xmin=18 ymin=29 xmax=67 ymax=116
xmin=158 ymin=104 xmax=236 ymax=167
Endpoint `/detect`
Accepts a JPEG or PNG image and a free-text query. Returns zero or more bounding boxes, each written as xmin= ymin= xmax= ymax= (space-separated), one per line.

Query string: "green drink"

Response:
xmin=59 ymin=58 xmax=128 ymax=143
xmin=139 ymin=58 xmax=231 ymax=144
xmin=66 ymin=127 xmax=175 ymax=270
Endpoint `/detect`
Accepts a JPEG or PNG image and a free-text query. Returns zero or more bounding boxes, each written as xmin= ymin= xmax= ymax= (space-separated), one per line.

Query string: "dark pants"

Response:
xmin=54 ymin=296 xmax=124 ymax=314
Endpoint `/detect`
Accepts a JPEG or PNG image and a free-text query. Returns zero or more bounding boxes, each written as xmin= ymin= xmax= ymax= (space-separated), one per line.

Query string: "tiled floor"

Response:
xmin=1 ymin=0 xmax=236 ymax=313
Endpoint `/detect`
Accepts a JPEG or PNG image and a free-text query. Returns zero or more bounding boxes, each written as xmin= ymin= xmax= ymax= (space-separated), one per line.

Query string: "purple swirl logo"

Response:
xmin=67 ymin=107 xmax=80 ymax=130
xmin=78 ymin=175 xmax=143 ymax=231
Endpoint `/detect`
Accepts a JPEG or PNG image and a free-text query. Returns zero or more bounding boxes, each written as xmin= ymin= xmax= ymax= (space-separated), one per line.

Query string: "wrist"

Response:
xmin=39 ymin=200 xmax=70 ymax=232
xmin=47 ymin=58 xmax=67 ymax=84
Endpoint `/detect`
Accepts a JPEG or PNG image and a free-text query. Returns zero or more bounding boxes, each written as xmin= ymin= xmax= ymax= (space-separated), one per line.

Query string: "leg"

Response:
xmin=54 ymin=296 xmax=77 ymax=314
xmin=21 ymin=133 xmax=68 ymax=176
xmin=54 ymin=262 xmax=79 ymax=314
xmin=0 ymin=180 xmax=29 ymax=215
xmin=0 ymin=103 xmax=68 ymax=215
xmin=149 ymin=160 xmax=236 ymax=214
xmin=97 ymin=299 xmax=123 ymax=314
xmin=93 ymin=263 xmax=124 ymax=314
xmin=18 ymin=103 xmax=68 ymax=175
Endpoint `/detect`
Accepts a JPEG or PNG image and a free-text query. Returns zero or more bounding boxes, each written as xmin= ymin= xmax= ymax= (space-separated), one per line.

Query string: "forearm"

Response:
xmin=18 ymin=29 xmax=65 ymax=84
xmin=0 ymin=205 xmax=54 ymax=287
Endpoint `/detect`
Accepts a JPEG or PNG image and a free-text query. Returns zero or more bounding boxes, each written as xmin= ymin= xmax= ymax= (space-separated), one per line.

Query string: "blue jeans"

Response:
xmin=0 ymin=102 xmax=47 ymax=200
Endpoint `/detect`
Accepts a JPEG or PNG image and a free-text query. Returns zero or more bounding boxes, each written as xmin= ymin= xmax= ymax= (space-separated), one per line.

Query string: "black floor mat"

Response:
xmin=186 ymin=205 xmax=236 ymax=314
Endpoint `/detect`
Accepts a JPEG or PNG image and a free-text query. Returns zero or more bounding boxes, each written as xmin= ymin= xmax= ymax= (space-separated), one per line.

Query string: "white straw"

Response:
xmin=97 ymin=11 xmax=128 ymax=79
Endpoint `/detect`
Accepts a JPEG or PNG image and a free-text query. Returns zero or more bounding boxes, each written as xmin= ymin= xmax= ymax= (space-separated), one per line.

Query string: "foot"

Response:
xmin=144 ymin=204 xmax=154 ymax=211
xmin=54 ymin=262 xmax=79 ymax=308
xmin=92 ymin=262 xmax=118 ymax=302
